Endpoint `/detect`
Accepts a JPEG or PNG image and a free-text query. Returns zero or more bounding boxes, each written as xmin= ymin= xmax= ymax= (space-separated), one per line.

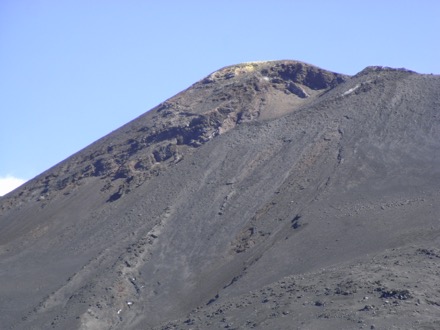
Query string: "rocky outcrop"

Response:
xmin=1 ymin=60 xmax=440 ymax=330
xmin=1 ymin=61 xmax=348 ymax=207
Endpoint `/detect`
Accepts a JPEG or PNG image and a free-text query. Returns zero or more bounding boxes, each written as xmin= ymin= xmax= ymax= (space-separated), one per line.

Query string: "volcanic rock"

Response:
xmin=1 ymin=60 xmax=439 ymax=330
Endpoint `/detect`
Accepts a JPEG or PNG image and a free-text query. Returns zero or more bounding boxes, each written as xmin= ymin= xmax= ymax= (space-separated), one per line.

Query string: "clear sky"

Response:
xmin=1 ymin=0 xmax=439 ymax=195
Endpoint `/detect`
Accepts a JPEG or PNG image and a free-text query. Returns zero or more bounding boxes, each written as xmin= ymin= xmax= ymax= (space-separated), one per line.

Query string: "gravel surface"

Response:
xmin=1 ymin=60 xmax=439 ymax=329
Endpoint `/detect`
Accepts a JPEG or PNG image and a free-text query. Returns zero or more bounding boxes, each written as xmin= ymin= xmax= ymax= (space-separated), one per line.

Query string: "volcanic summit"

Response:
xmin=1 ymin=60 xmax=439 ymax=329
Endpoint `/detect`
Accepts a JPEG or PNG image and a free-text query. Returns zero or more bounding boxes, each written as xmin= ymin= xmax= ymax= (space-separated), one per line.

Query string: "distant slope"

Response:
xmin=0 ymin=61 xmax=439 ymax=330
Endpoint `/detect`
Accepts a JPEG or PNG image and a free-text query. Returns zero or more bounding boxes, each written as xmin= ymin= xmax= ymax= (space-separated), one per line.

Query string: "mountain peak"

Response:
xmin=0 ymin=60 xmax=347 ymax=209
xmin=202 ymin=59 xmax=348 ymax=90
xmin=355 ymin=65 xmax=417 ymax=78
xmin=2 ymin=60 xmax=440 ymax=330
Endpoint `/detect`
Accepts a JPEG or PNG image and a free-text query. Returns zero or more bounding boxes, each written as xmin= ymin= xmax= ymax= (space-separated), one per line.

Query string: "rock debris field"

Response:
xmin=1 ymin=60 xmax=439 ymax=329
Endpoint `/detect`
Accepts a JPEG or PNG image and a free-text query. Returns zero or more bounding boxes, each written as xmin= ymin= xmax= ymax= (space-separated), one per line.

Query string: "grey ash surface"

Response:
xmin=0 ymin=60 xmax=439 ymax=329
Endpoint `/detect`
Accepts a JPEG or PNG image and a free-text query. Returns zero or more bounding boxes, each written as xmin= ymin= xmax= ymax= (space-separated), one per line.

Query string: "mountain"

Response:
xmin=1 ymin=60 xmax=439 ymax=330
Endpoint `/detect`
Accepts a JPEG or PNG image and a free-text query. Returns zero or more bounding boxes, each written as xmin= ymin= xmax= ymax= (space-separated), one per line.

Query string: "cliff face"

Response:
xmin=1 ymin=61 xmax=439 ymax=330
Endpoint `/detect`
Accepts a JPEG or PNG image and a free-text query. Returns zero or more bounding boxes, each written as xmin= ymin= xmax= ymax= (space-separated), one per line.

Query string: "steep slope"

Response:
xmin=0 ymin=61 xmax=439 ymax=330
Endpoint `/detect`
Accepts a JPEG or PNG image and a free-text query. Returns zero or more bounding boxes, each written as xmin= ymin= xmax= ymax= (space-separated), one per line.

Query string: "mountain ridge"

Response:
xmin=1 ymin=60 xmax=439 ymax=329
xmin=0 ymin=60 xmax=348 ymax=209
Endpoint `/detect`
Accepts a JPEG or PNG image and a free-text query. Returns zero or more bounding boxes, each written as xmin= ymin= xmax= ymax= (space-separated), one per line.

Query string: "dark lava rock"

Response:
xmin=1 ymin=60 xmax=439 ymax=330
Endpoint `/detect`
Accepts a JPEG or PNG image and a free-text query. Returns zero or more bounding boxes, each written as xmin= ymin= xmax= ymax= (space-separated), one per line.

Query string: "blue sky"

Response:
xmin=1 ymin=0 xmax=439 ymax=195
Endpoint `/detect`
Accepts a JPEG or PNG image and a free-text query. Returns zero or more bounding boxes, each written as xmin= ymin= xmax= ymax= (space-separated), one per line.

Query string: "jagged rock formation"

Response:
xmin=0 ymin=60 xmax=439 ymax=330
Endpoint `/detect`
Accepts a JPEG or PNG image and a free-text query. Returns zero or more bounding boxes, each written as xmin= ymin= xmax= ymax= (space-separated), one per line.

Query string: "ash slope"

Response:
xmin=1 ymin=61 xmax=440 ymax=330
